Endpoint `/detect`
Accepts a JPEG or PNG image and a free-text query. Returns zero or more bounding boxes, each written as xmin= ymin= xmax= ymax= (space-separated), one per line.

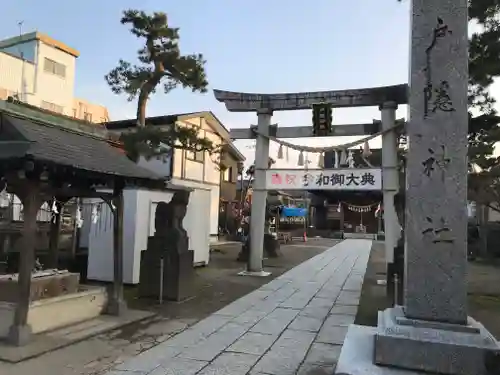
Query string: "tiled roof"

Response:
xmin=0 ymin=112 xmax=164 ymax=183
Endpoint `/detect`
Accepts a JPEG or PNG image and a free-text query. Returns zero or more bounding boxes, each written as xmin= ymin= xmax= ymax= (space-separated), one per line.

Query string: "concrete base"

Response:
xmin=336 ymin=324 xmax=426 ymax=375
xmin=237 ymin=270 xmax=272 ymax=277
xmin=343 ymin=233 xmax=377 ymax=240
xmin=0 ymin=286 xmax=108 ymax=339
xmin=374 ymin=307 xmax=500 ymax=375
xmin=7 ymin=324 xmax=33 ymax=347
xmin=106 ymin=297 xmax=128 ymax=316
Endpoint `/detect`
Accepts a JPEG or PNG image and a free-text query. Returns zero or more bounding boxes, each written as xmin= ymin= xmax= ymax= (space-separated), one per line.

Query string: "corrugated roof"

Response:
xmin=0 ymin=112 xmax=164 ymax=182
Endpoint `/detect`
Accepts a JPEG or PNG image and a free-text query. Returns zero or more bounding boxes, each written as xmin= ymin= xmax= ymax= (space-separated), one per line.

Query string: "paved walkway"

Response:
xmin=106 ymin=239 xmax=373 ymax=375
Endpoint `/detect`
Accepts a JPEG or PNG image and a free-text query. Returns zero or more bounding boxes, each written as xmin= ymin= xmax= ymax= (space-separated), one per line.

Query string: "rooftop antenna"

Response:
xmin=18 ymin=20 xmax=26 ymax=102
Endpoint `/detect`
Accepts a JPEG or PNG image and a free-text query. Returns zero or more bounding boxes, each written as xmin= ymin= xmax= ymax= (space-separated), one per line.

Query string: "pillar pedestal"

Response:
xmin=237 ymin=270 xmax=271 ymax=277
xmin=7 ymin=324 xmax=32 ymax=347
xmin=106 ymin=297 xmax=128 ymax=316
xmin=373 ymin=307 xmax=499 ymax=375
xmin=337 ymin=316 xmax=500 ymax=375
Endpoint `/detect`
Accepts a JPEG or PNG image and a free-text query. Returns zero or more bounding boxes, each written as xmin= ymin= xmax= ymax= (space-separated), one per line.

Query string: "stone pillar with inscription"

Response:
xmin=371 ymin=1 xmax=500 ymax=375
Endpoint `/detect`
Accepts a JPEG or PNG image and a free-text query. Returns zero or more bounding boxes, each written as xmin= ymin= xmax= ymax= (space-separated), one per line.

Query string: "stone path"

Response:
xmin=106 ymin=239 xmax=372 ymax=375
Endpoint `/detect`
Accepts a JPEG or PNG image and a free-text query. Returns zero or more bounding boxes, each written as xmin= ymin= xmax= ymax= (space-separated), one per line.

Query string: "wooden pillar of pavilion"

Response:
xmin=106 ymin=180 xmax=127 ymax=316
xmin=8 ymin=185 xmax=43 ymax=346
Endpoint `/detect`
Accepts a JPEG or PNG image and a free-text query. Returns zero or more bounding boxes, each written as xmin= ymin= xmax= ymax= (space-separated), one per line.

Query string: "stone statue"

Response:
xmin=237 ymin=204 xmax=281 ymax=262
xmin=139 ymin=189 xmax=194 ymax=301
xmin=154 ymin=191 xmax=190 ymax=253
xmin=154 ymin=202 xmax=169 ymax=233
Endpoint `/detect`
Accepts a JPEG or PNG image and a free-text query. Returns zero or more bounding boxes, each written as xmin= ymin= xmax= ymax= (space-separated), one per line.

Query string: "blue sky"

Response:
xmin=0 ymin=1 xmax=425 ymax=165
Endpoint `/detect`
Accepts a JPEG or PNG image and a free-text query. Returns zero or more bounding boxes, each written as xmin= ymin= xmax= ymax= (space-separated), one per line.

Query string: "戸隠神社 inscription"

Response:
xmin=403 ymin=1 xmax=469 ymax=324
xmin=424 ymin=17 xmax=455 ymax=117
xmin=422 ymin=145 xmax=450 ymax=181
xmin=422 ymin=216 xmax=454 ymax=244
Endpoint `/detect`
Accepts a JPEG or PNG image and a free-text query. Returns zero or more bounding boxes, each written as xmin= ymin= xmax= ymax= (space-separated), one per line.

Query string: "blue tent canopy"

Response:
xmin=281 ymin=206 xmax=307 ymax=217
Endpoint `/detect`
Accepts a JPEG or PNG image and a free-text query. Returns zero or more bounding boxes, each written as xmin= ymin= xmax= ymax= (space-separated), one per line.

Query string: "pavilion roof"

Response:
xmin=0 ymin=100 xmax=165 ymax=187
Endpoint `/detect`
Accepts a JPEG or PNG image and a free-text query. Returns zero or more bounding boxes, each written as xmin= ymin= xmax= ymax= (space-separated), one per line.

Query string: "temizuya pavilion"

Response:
xmin=0 ymin=98 xmax=166 ymax=346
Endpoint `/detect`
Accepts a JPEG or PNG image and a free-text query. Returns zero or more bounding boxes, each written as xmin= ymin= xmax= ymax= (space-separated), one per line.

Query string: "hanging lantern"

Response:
xmin=277 ymin=144 xmax=283 ymax=160
xmin=362 ymin=141 xmax=372 ymax=157
xmin=340 ymin=149 xmax=347 ymax=165
xmin=297 ymin=151 xmax=304 ymax=166
xmin=317 ymin=152 xmax=325 ymax=168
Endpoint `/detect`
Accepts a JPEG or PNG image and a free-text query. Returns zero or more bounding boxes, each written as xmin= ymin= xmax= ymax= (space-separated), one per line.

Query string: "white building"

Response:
xmin=0 ymin=31 xmax=109 ymax=122
xmin=0 ymin=31 xmax=112 ymax=251
xmin=84 ymin=111 xmax=231 ymax=284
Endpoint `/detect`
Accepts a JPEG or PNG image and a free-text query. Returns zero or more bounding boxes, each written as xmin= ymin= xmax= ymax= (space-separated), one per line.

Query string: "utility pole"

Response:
xmin=18 ymin=21 xmax=26 ymax=102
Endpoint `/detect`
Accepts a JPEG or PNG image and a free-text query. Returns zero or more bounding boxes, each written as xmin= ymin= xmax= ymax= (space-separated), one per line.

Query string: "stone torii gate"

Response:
xmin=214 ymin=84 xmax=407 ymax=276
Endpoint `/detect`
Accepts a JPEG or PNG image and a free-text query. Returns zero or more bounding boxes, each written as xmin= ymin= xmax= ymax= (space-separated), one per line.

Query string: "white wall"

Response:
xmin=86 ymin=187 xmax=211 ymax=284
xmin=136 ymin=151 xmax=172 ymax=177
xmin=106 ymin=115 xmax=224 ymax=239
xmin=86 ymin=190 xmax=138 ymax=284
xmin=170 ymin=178 xmax=220 ymax=237
xmin=36 ymin=42 xmax=76 ymax=115
xmin=0 ymin=51 xmax=36 ymax=104
xmin=0 ymin=40 xmax=76 ymax=115
xmin=171 ymin=118 xmax=223 ymax=186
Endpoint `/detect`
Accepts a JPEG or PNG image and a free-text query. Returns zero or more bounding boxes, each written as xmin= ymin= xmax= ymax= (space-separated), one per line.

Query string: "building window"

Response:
xmin=41 ymin=101 xmax=64 ymax=114
xmin=44 ymin=58 xmax=66 ymax=78
xmin=223 ymin=167 xmax=233 ymax=182
xmin=186 ymin=149 xmax=204 ymax=163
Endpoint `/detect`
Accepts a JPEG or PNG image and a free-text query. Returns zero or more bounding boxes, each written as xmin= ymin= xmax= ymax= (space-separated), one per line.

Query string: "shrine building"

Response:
xmin=310 ymin=148 xmax=401 ymax=238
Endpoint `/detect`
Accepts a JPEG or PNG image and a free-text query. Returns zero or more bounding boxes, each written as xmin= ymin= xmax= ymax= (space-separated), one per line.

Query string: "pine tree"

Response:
xmin=105 ymin=9 xmax=214 ymax=161
xmin=467 ymin=0 xmax=500 ymax=212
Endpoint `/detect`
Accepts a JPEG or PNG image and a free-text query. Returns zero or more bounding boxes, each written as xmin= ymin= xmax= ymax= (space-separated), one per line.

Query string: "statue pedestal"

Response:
xmin=139 ymin=236 xmax=194 ymax=302
xmin=237 ymin=234 xmax=281 ymax=262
